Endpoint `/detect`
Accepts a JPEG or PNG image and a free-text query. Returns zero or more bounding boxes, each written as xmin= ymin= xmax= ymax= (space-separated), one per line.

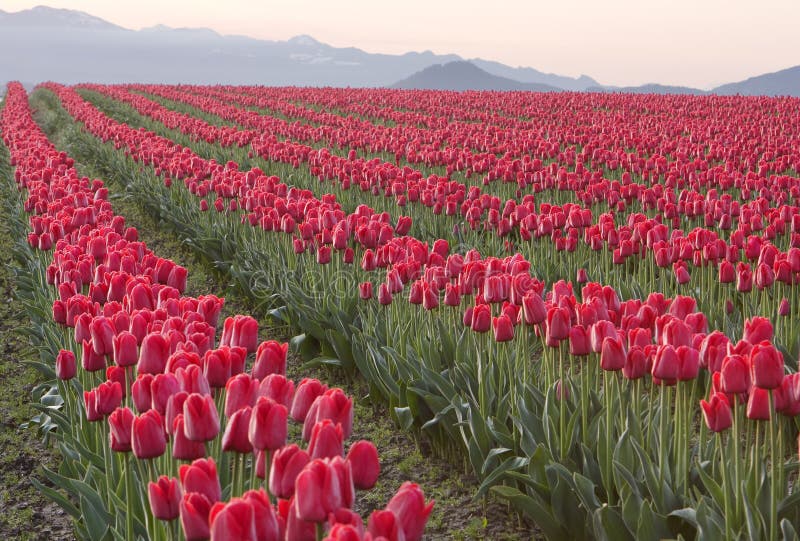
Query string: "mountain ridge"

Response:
xmin=0 ymin=5 xmax=798 ymax=96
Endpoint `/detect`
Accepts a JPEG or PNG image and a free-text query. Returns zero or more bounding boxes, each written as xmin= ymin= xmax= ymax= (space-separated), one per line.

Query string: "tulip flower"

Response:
xmin=307 ymin=419 xmax=345 ymax=460
xmin=743 ymin=316 xmax=774 ymax=344
xmin=600 ymin=336 xmax=625 ymax=372
xmin=701 ymin=392 xmax=733 ymax=432
xmin=294 ymin=459 xmax=344 ymax=523
xmin=249 ymin=396 xmax=288 ymax=451
xmin=138 ymin=333 xmax=170 ymax=375
xmin=746 ymin=387 xmax=771 ymax=420
xmin=180 ymin=492 xmax=213 ymax=541
xmin=750 ymin=342 xmax=784 ymax=389
xmin=257 ymin=373 xmax=295 ymax=408
xmin=492 ymin=314 xmax=514 ymax=342
xmin=368 ymin=510 xmax=406 ymax=541
xmin=290 ymin=378 xmax=328 ymax=422
xmin=108 ymin=406 xmax=134 ymax=452
xmin=179 ymin=457 xmax=221 ymax=504
xmin=568 ymin=325 xmax=590 ymax=356
xmin=268 ymin=444 xmax=310 ymax=497
xmin=385 ymin=482 xmax=434 ymax=541
xmin=224 ymin=373 xmax=259 ymax=417
xmin=252 ymin=340 xmax=288 ymax=380
xmin=302 ymin=388 xmax=354 ymax=441
xmin=172 ymin=414 xmax=207 ymax=461
xmin=346 ymin=440 xmax=380 ymax=490
xmin=55 ymin=349 xmax=77 ymax=380
xmin=183 ymin=393 xmax=220 ymax=442
xmin=720 ymin=354 xmax=750 ymax=395
xmin=132 ymin=409 xmax=167 ymax=459
xmin=149 ymin=476 xmax=182 ymax=521
xmin=222 ymin=405 xmax=253 ymax=454
xmin=470 ymin=304 xmax=491 ymax=333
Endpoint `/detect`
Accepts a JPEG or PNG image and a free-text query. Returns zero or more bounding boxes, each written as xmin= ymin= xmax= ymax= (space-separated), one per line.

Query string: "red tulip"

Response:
xmin=522 ymin=293 xmax=546 ymax=325
xmin=268 ymin=444 xmax=310 ymax=497
xmin=720 ymin=355 xmax=750 ymax=395
xmin=743 ymin=316 xmax=773 ymax=344
xmin=257 ymin=374 xmax=295 ymax=409
xmin=138 ymin=332 xmax=170 ymax=374
xmin=89 ymin=316 xmax=115 ymax=356
xmin=307 ymin=419 xmax=344 ymax=460
xmin=545 ymin=306 xmax=570 ymax=347
xmin=150 ymin=372 xmax=180 ymax=415
xmin=290 ymin=378 xmax=328 ymax=422
xmin=368 ymin=510 xmax=406 ymax=541
xmin=750 ymin=342 xmax=784 ymax=389
xmin=623 ymin=346 xmax=649 ymax=380
xmin=180 ymin=492 xmax=212 ymax=541
xmin=224 ymin=373 xmax=259 ymax=417
xmin=385 ymin=482 xmax=434 ymax=541
xmin=568 ymin=325 xmax=590 ymax=356
xmin=222 ymin=405 xmax=253 ymax=454
xmin=249 ymin=396 xmax=288 ymax=451
xmin=108 ymin=406 xmax=134 ymax=452
xmin=149 ymin=476 xmax=182 ymax=521
xmin=132 ymin=373 xmax=154 ymax=413
xmin=208 ymin=499 xmax=255 ymax=540
xmin=358 ymin=282 xmax=373 ymax=300
xmin=492 ymin=314 xmax=514 ymax=342
xmin=346 ymin=440 xmax=380 ymax=490
xmin=302 ymin=388 xmax=354 ymax=440
xmin=470 ymin=304 xmax=491 ymax=333
xmin=132 ymin=409 xmax=167 ymax=459
xmin=55 ymin=349 xmax=77 ymax=380
xmin=600 ymin=336 xmax=625 ymax=372
xmin=241 ymin=489 xmax=281 ymax=541
xmin=746 ymin=387 xmax=771 ymax=420
xmin=701 ymin=392 xmax=733 ymax=432
xmin=179 ymin=457 xmax=221 ymax=503
xmin=113 ymin=330 xmax=138 ymax=367
xmin=283 ymin=496 xmax=316 ymax=541
xmin=183 ymin=393 xmax=220 ymax=442
xmin=172 ymin=414 xmax=207 ymax=461
xmin=294 ymin=459 xmax=344 ymax=523
xmin=252 ymin=340 xmax=288 ymax=380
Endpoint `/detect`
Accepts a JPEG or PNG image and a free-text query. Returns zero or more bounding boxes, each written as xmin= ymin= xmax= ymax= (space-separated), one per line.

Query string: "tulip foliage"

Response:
xmin=1 ymin=82 xmax=434 ymax=541
xmin=10 ymin=78 xmax=800 ymax=540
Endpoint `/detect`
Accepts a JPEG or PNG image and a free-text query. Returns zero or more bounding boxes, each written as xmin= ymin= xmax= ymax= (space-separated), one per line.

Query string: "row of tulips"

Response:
xmin=76 ymin=83 xmax=800 ymax=362
xmin=38 ymin=83 xmax=800 ymax=539
xmin=1 ymin=81 xmax=433 ymax=541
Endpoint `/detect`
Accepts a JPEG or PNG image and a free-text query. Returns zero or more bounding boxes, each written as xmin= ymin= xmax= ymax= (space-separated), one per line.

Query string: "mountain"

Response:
xmin=392 ymin=61 xmax=561 ymax=92
xmin=0 ymin=6 xmax=464 ymax=87
xmin=469 ymin=59 xmax=599 ymax=91
xmin=712 ymin=65 xmax=800 ymax=96
xmin=1 ymin=6 xmax=798 ymax=95
xmin=0 ymin=5 xmax=124 ymax=30
xmin=587 ymin=83 xmax=705 ymax=95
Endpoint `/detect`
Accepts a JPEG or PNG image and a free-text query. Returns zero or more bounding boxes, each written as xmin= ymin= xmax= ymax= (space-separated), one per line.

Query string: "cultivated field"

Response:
xmin=1 ymin=82 xmax=799 ymax=540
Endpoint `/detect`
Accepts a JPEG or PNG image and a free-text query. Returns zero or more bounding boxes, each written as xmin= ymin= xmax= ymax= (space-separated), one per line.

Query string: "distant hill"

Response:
xmin=712 ymin=65 xmax=800 ymax=96
xmin=391 ymin=61 xmax=561 ymax=92
xmin=0 ymin=5 xmax=798 ymax=96
xmin=587 ymin=84 xmax=705 ymax=95
xmin=469 ymin=59 xmax=599 ymax=91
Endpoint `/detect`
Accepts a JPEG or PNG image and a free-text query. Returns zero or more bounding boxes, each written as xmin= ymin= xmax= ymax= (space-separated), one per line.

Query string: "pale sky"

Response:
xmin=4 ymin=0 xmax=799 ymax=89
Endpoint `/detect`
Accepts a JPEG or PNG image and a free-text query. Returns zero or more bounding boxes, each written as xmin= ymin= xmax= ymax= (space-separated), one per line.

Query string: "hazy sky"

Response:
xmin=5 ymin=0 xmax=799 ymax=88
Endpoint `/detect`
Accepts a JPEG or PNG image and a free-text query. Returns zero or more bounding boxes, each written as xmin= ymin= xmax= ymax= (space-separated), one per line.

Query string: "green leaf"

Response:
xmin=29 ymin=478 xmax=81 ymax=520
xmin=476 ymin=456 xmax=527 ymax=499
xmin=393 ymin=406 xmax=415 ymax=431
xmin=490 ymin=485 xmax=568 ymax=541
xmin=592 ymin=506 xmax=633 ymax=541
xmin=573 ymin=472 xmax=601 ymax=513
xmin=781 ymin=519 xmax=800 ymax=541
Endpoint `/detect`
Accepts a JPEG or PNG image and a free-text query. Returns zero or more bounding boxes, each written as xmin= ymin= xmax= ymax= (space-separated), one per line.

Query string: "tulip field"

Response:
xmin=1 ymin=81 xmax=800 ymax=541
